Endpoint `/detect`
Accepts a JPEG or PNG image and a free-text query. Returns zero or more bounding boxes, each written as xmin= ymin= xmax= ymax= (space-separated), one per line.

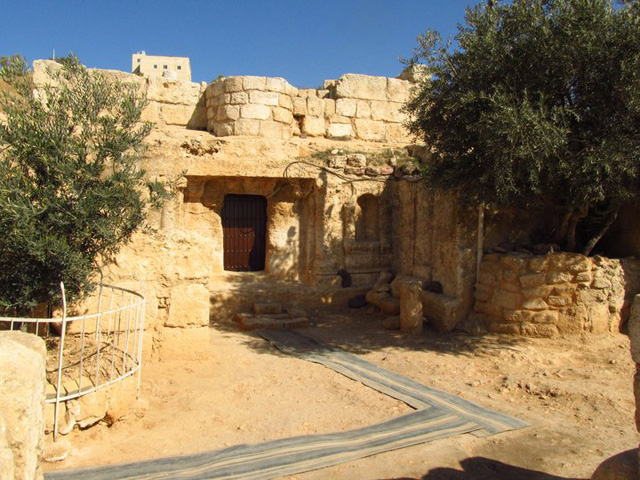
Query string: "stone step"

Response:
xmin=239 ymin=315 xmax=310 ymax=331
xmin=252 ymin=302 xmax=283 ymax=315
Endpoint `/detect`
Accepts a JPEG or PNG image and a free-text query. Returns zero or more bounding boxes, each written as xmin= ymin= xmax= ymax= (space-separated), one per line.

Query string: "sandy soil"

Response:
xmin=43 ymin=312 xmax=638 ymax=479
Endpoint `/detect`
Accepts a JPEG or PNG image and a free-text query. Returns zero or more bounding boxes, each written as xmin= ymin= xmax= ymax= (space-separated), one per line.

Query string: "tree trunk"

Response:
xmin=565 ymin=204 xmax=589 ymax=252
xmin=582 ymin=206 xmax=620 ymax=256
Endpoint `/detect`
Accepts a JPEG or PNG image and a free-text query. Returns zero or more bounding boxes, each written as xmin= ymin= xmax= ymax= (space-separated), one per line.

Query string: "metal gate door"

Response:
xmin=222 ymin=194 xmax=267 ymax=271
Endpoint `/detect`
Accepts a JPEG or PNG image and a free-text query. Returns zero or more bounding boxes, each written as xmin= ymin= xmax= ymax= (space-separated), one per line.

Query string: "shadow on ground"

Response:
xmin=212 ymin=309 xmax=534 ymax=360
xmin=384 ymin=457 xmax=584 ymax=480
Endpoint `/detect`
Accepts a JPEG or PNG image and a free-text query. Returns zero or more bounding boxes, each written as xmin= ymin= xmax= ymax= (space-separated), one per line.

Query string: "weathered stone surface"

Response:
xmin=377 ymin=296 xmax=401 ymax=315
xmin=336 ymin=98 xmax=357 ymax=117
xmin=423 ymin=291 xmax=462 ymax=332
xmin=166 ymin=284 xmax=210 ymax=327
xmin=306 ymin=96 xmax=324 ymax=117
xmin=356 ymin=100 xmax=371 ymax=118
xmin=253 ymin=302 xmax=283 ymax=315
xmin=519 ymin=273 xmax=546 ymax=289
xmin=292 ymin=97 xmax=307 ymax=116
xmin=629 ymin=295 xmax=640 ymax=363
xmin=249 ymin=90 xmax=279 ymax=106
xmin=234 ymin=118 xmax=261 ymax=136
xmin=223 ymin=76 xmax=244 ymax=93
xmin=243 ymin=76 xmax=267 ymax=91
xmin=346 ymin=153 xmax=367 ymax=167
xmin=302 ymin=116 xmax=325 ymax=136
xmin=0 ymin=332 xmax=46 ymax=480
xmin=335 ymin=74 xmax=388 ymax=101
xmin=240 ymin=104 xmax=271 ymax=120
xmin=354 ymin=119 xmax=385 ymax=142
xmin=327 ymin=123 xmax=353 ymax=138
xmin=370 ymin=100 xmax=405 ymax=123
xmin=386 ymin=78 xmax=412 ymax=103
xmin=493 ymin=289 xmax=522 ymax=310
xmin=400 ymin=278 xmax=424 ymax=334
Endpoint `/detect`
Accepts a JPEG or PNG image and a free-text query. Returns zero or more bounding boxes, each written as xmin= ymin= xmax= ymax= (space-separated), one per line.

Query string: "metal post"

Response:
xmin=53 ymin=282 xmax=67 ymax=442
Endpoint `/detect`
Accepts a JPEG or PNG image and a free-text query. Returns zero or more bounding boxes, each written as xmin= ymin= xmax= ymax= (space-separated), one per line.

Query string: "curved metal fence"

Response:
xmin=0 ymin=284 xmax=145 ymax=439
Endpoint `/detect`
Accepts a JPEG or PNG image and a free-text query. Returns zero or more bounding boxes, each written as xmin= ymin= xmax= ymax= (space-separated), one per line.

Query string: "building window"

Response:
xmin=177 ymin=66 xmax=182 ymax=70
xmin=163 ymin=65 xmax=168 ymax=69
xmin=137 ymin=58 xmax=140 ymax=63
xmin=153 ymin=64 xmax=157 ymax=69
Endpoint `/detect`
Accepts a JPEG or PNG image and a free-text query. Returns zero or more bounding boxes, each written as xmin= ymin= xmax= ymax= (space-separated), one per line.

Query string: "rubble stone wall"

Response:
xmin=475 ymin=252 xmax=640 ymax=337
xmin=0 ymin=332 xmax=46 ymax=480
xmin=204 ymin=74 xmax=412 ymax=142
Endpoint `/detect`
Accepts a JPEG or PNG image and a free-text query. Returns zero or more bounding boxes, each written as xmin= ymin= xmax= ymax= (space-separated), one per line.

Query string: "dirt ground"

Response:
xmin=43 ymin=312 xmax=639 ymax=479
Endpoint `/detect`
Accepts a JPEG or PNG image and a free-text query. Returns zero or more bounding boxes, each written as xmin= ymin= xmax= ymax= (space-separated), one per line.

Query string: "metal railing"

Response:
xmin=0 ymin=283 xmax=145 ymax=440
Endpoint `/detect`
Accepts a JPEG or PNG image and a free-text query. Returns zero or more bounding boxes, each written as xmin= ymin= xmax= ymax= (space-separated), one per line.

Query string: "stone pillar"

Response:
xmin=400 ymin=277 xmax=424 ymax=334
xmin=0 ymin=331 xmax=47 ymax=480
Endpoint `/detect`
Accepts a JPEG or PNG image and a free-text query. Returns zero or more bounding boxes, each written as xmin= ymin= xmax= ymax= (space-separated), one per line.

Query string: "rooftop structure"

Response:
xmin=131 ymin=52 xmax=191 ymax=81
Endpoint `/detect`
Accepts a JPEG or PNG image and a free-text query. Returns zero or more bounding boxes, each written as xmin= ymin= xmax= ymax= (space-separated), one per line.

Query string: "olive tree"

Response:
xmin=0 ymin=56 xmax=167 ymax=313
xmin=404 ymin=0 xmax=640 ymax=254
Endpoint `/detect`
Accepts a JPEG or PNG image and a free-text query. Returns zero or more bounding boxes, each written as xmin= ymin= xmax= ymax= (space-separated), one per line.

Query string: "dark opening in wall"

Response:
xmin=356 ymin=194 xmax=380 ymax=241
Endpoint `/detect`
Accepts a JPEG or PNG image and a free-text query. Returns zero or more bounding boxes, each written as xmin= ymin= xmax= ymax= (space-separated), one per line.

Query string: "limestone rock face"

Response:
xmin=166 ymin=284 xmax=210 ymax=327
xmin=0 ymin=332 xmax=46 ymax=480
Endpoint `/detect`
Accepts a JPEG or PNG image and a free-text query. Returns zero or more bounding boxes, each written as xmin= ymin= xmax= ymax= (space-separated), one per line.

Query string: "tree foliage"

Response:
xmin=404 ymin=0 xmax=640 ymax=254
xmin=0 ymin=57 xmax=167 ymax=313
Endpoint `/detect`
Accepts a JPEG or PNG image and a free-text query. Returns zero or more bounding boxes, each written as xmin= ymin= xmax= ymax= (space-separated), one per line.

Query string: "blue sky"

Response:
xmin=1 ymin=1 xmax=481 ymax=88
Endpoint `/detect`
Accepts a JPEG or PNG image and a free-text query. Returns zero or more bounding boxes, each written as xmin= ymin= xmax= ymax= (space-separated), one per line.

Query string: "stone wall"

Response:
xmin=205 ymin=74 xmax=412 ymax=142
xmin=0 ymin=332 xmax=46 ymax=480
xmin=475 ymin=252 xmax=640 ymax=337
xmin=33 ymin=60 xmax=208 ymax=131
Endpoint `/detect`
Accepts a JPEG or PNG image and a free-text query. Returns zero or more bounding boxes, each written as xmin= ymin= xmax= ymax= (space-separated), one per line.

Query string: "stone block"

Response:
xmin=302 ymin=116 xmax=326 ymax=137
xmin=521 ymin=286 xmax=552 ymax=298
xmin=370 ymin=100 xmax=406 ymax=123
xmin=140 ymin=101 xmax=159 ymax=123
xmin=378 ymin=296 xmax=401 ymax=315
xmin=531 ymin=310 xmax=559 ymax=324
xmin=592 ymin=274 xmax=612 ymax=289
xmin=253 ymin=302 xmax=283 ymax=315
xmin=489 ymin=322 xmax=522 ymax=335
xmin=307 ymin=96 xmax=324 ymax=116
xmin=503 ymin=309 xmax=533 ymax=323
xmin=356 ymin=100 xmax=371 ymax=118
xmin=249 ymin=90 xmax=279 ymax=106
xmin=323 ymin=98 xmax=336 ymax=116
xmin=166 ymin=284 xmax=210 ymax=327
xmin=207 ymin=80 xmax=224 ymax=99
xmin=335 ymin=74 xmax=388 ymax=101
xmin=0 ymin=332 xmax=46 ymax=480
xmin=589 ymin=302 xmax=611 ymax=333
xmin=556 ymin=306 xmax=588 ymax=333
xmin=336 ymin=98 xmax=357 ymax=117
xmin=591 ymin=449 xmax=639 ymax=480
xmin=521 ymin=298 xmax=548 ymax=310
xmin=567 ymin=256 xmax=592 ymax=273
xmin=223 ymin=76 xmax=244 ymax=93
xmin=519 ymin=273 xmax=546 ymax=289
xmin=272 ymin=107 xmax=293 ymax=124
xmin=528 ymin=256 xmax=550 ymax=271
xmin=229 ymin=91 xmax=249 ymax=104
xmin=387 ymin=77 xmax=412 ymax=103
xmin=187 ymin=106 xmax=208 ymax=130
xmin=214 ymin=123 xmax=234 ymax=137
xmin=500 ymin=254 xmax=528 ymax=271
xmin=243 ymin=76 xmax=267 ymax=91
xmin=547 ymin=295 xmax=571 ymax=307
xmin=266 ymin=77 xmax=288 ymax=93
xmin=354 ymin=119 xmax=386 ymax=142
xmin=240 ymin=104 xmax=271 ymax=120
xmin=477 ymin=272 xmax=499 ymax=287
xmin=385 ymin=123 xmax=411 ymax=143
xmin=423 ymin=291 xmax=463 ymax=332
xmin=327 ymin=123 xmax=353 ymax=138
xmin=521 ymin=323 xmax=559 ymax=338
xmin=400 ymin=278 xmax=424 ymax=334
xmin=216 ymin=105 xmax=240 ymax=122
xmin=293 ymin=97 xmax=307 ymax=116
xmin=278 ymin=94 xmax=293 ymax=110
xmin=492 ymin=289 xmax=522 ymax=310
xmin=235 ymin=119 xmax=261 ymax=136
